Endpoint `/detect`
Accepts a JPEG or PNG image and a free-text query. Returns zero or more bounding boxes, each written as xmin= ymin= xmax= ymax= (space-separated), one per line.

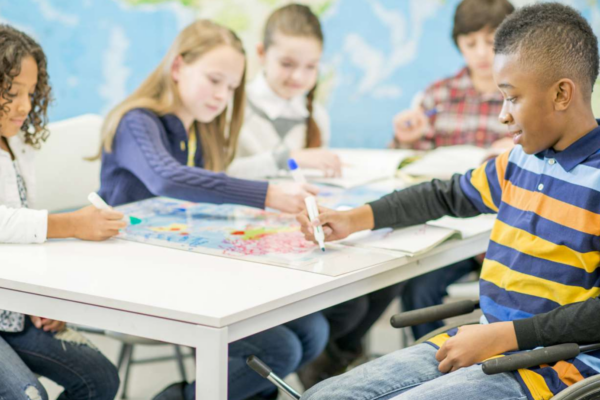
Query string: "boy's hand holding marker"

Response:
xmin=289 ymin=158 xmax=378 ymax=250
xmin=393 ymin=106 xmax=441 ymax=144
xmin=296 ymin=204 xmax=375 ymax=244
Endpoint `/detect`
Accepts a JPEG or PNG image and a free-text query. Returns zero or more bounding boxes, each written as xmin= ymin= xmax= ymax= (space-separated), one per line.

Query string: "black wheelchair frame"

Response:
xmin=247 ymin=300 xmax=600 ymax=400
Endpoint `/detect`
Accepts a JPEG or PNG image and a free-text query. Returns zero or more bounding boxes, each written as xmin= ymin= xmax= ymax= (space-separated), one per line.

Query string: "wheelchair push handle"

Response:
xmin=247 ymin=355 xmax=272 ymax=378
xmin=247 ymin=356 xmax=302 ymax=400
xmin=390 ymin=300 xmax=480 ymax=328
xmin=482 ymin=343 xmax=580 ymax=375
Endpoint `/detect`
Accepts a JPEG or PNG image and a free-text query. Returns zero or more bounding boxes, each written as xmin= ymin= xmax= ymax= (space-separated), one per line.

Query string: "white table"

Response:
xmin=0 ymin=232 xmax=489 ymax=399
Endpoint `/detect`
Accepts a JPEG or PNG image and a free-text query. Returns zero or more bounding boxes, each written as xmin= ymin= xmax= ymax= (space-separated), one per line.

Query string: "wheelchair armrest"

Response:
xmin=390 ymin=300 xmax=480 ymax=329
xmin=414 ymin=319 xmax=479 ymax=344
xmin=552 ymin=373 xmax=600 ymax=400
xmin=482 ymin=343 xmax=581 ymax=375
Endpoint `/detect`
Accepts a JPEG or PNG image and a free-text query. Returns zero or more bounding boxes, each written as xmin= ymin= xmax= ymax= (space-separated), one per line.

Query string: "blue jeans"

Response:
xmin=0 ymin=318 xmax=120 ymax=400
xmin=401 ymin=258 xmax=479 ymax=339
xmin=169 ymin=312 xmax=329 ymax=400
xmin=303 ymin=343 xmax=526 ymax=400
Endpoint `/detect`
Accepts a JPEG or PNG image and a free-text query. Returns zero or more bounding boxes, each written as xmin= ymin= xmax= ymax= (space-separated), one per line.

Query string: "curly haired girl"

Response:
xmin=0 ymin=24 xmax=121 ymax=400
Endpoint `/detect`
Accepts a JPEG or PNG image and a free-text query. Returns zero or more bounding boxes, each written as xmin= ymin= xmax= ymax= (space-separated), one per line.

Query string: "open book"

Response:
xmin=279 ymin=149 xmax=413 ymax=189
xmin=400 ymin=145 xmax=501 ymax=180
xmin=340 ymin=214 xmax=495 ymax=256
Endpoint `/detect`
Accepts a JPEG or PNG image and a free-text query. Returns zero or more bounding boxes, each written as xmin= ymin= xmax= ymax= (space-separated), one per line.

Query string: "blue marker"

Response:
xmin=405 ymin=105 xmax=443 ymax=128
xmin=288 ymin=159 xmax=326 ymax=252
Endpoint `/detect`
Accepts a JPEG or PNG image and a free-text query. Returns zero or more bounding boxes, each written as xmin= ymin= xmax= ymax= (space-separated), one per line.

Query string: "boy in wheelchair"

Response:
xmin=296 ymin=3 xmax=600 ymax=399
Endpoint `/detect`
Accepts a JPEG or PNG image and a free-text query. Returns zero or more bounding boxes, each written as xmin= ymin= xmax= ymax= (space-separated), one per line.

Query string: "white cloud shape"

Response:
xmin=99 ymin=26 xmax=131 ymax=114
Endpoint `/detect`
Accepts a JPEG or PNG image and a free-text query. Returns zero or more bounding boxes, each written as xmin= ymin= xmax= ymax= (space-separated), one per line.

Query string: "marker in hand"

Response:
xmin=88 ymin=192 xmax=142 ymax=226
xmin=288 ymin=159 xmax=326 ymax=252
xmin=404 ymin=105 xmax=443 ymax=128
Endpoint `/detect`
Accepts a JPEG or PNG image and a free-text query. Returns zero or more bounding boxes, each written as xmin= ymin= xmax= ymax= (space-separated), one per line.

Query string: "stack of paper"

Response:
xmin=427 ymin=214 xmax=496 ymax=239
xmin=340 ymin=214 xmax=495 ymax=256
xmin=283 ymin=149 xmax=414 ymax=189
xmin=400 ymin=145 xmax=491 ymax=180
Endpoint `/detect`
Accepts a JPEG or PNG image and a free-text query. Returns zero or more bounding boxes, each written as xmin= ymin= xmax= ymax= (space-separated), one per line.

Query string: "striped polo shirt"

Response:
xmin=429 ymin=120 xmax=600 ymax=400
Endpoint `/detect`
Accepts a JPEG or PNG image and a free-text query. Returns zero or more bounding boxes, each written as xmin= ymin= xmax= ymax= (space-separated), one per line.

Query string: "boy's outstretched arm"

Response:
xmin=369 ymin=174 xmax=481 ymax=230
xmin=298 ymin=174 xmax=482 ymax=242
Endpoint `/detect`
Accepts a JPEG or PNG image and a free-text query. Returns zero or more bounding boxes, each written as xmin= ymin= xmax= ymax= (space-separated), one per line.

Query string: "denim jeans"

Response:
xmin=401 ymin=258 xmax=480 ymax=339
xmin=302 ymin=343 xmax=527 ymax=400
xmin=153 ymin=312 xmax=329 ymax=400
xmin=0 ymin=318 xmax=120 ymax=400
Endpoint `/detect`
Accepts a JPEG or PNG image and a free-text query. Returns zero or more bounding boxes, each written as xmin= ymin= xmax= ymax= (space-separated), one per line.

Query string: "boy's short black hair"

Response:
xmin=452 ymin=0 xmax=514 ymax=46
xmin=494 ymin=2 xmax=599 ymax=95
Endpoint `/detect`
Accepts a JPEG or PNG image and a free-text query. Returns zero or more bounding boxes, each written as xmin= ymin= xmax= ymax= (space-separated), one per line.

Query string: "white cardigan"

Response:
xmin=227 ymin=73 xmax=330 ymax=179
xmin=0 ymin=133 xmax=48 ymax=244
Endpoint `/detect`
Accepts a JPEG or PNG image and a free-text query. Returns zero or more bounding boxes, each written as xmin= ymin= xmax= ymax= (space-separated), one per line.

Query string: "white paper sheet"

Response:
xmin=427 ymin=214 xmax=496 ymax=239
xmin=281 ymin=149 xmax=414 ymax=188
xmin=400 ymin=145 xmax=490 ymax=180
xmin=341 ymin=224 xmax=460 ymax=256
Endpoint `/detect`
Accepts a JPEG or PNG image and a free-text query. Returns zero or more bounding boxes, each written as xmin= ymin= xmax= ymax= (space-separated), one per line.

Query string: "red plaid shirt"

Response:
xmin=395 ymin=67 xmax=509 ymax=150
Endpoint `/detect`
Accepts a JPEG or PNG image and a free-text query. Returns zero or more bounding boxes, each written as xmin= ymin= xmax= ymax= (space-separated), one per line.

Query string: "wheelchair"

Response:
xmin=248 ymin=299 xmax=600 ymax=400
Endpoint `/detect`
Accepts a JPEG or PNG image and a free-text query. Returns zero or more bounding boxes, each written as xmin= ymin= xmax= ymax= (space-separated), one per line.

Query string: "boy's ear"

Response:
xmin=553 ymin=78 xmax=575 ymax=111
xmin=256 ymin=43 xmax=265 ymax=63
xmin=171 ymin=55 xmax=183 ymax=82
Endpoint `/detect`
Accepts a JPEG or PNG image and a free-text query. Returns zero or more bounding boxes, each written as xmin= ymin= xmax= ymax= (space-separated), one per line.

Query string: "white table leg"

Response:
xmin=195 ymin=325 xmax=228 ymax=400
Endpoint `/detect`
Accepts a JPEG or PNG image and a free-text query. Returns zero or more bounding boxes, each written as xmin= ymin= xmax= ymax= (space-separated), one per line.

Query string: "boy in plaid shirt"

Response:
xmin=392 ymin=0 xmax=514 ymax=151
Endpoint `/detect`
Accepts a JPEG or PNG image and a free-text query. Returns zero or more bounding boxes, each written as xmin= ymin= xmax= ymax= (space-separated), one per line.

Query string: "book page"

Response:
xmin=400 ymin=145 xmax=489 ymax=180
xmin=340 ymin=224 xmax=460 ymax=256
xmin=427 ymin=214 xmax=496 ymax=239
xmin=281 ymin=149 xmax=414 ymax=188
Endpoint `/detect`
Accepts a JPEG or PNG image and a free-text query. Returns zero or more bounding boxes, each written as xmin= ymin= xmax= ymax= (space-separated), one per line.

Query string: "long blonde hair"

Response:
xmin=263 ymin=4 xmax=324 ymax=148
xmin=95 ymin=20 xmax=246 ymax=171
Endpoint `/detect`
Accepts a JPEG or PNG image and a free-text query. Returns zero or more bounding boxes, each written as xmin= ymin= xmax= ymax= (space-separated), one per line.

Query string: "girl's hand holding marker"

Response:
xmin=88 ymin=192 xmax=142 ymax=226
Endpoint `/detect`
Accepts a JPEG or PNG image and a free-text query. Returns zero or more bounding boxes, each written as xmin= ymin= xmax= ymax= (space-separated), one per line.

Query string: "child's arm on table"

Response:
xmin=297 ymin=174 xmax=482 ymax=242
xmin=0 ymin=205 xmax=125 ymax=244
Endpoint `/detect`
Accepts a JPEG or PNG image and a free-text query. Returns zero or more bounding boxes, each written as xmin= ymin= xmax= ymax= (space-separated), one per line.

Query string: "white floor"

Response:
xmin=43 ymin=295 xmax=480 ymax=400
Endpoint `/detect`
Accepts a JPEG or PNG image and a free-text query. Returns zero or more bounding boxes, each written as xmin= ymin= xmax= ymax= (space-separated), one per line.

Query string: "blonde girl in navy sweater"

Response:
xmin=95 ymin=20 xmax=328 ymax=400
xmin=97 ymin=20 xmax=317 ymax=213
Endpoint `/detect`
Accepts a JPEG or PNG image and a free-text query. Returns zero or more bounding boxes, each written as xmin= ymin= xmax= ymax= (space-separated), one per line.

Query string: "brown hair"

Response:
xmin=263 ymin=3 xmax=324 ymax=148
xmin=452 ymin=0 xmax=514 ymax=46
xmin=96 ymin=20 xmax=246 ymax=172
xmin=0 ymin=24 xmax=52 ymax=148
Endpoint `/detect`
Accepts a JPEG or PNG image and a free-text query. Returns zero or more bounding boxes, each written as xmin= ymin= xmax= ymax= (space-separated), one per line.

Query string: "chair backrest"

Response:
xmin=33 ymin=114 xmax=103 ymax=212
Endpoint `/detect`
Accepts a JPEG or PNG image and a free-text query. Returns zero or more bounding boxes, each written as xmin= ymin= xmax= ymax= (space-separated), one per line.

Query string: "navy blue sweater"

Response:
xmin=98 ymin=108 xmax=269 ymax=208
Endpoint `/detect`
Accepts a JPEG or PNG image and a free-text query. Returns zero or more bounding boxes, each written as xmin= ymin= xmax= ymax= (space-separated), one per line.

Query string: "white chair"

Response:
xmin=33 ymin=114 xmax=103 ymax=212
xmin=39 ymin=115 xmax=191 ymax=399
